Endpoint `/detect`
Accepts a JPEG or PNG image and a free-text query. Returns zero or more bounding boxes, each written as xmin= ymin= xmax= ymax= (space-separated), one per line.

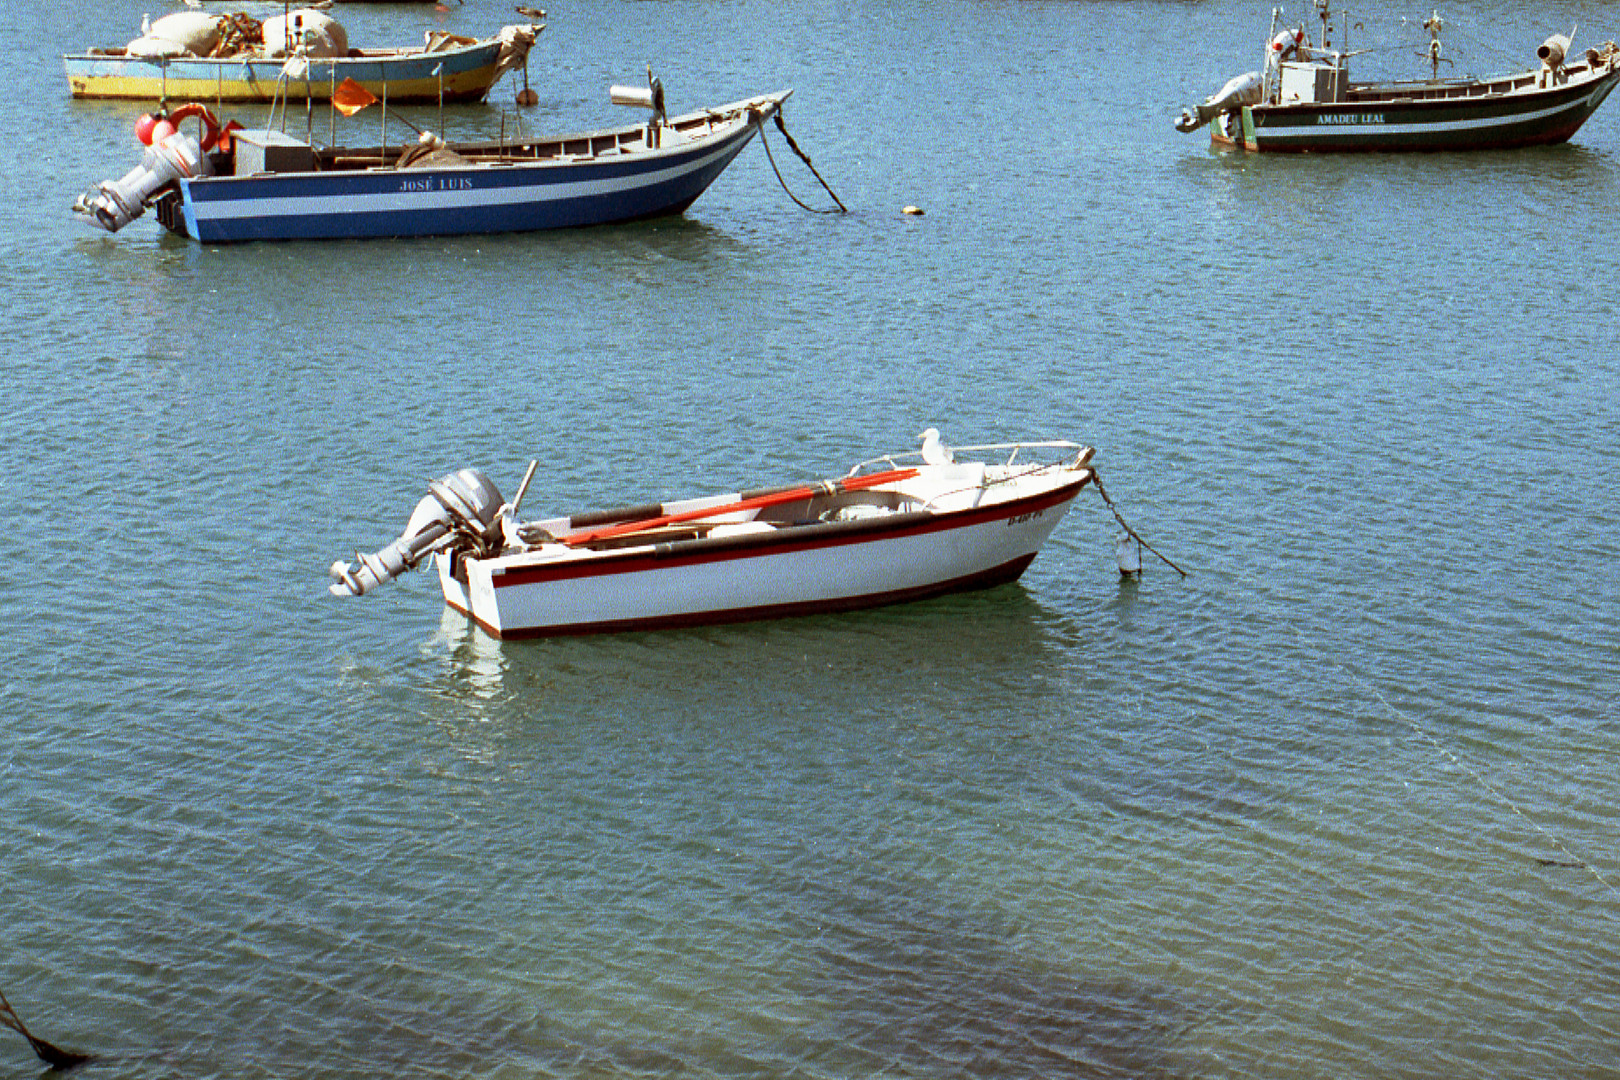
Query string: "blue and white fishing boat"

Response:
xmin=74 ymin=81 xmax=791 ymax=242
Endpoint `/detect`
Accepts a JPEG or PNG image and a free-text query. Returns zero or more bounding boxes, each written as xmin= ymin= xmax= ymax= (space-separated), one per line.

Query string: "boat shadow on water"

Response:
xmin=114 ymin=198 xmax=754 ymax=257
xmin=788 ymin=872 xmax=1217 ymax=1079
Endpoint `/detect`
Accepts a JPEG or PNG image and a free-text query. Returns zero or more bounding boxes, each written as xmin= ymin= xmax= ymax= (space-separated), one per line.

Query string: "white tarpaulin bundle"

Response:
xmin=260 ymin=10 xmax=349 ymax=59
xmin=122 ymin=9 xmax=349 ymax=59
xmin=126 ymin=12 xmax=224 ymax=58
xmin=493 ymin=23 xmax=543 ymax=81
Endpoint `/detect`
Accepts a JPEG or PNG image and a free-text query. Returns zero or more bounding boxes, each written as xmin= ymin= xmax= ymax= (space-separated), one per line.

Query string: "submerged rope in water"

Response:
xmin=1309 ymin=634 xmax=1619 ymax=899
xmin=0 ymin=991 xmax=91 ymax=1071
xmin=758 ymin=114 xmax=847 ymax=214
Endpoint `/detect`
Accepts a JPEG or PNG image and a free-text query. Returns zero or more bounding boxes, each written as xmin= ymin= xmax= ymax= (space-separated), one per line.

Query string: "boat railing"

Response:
xmin=847 ymin=439 xmax=1089 ymax=477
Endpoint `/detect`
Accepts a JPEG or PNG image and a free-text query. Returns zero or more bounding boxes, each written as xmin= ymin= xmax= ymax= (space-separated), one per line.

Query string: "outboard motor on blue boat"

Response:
xmin=610 ymin=67 xmax=667 ymax=148
xmin=329 ymin=469 xmax=505 ymax=597
xmin=72 ymin=131 xmax=213 ymax=233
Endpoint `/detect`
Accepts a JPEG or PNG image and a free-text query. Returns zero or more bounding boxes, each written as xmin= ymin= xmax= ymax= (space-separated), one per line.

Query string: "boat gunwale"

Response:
xmin=63 ymin=34 xmax=508 ymax=64
xmin=482 ymin=469 xmax=1094 ymax=589
xmin=1253 ymin=60 xmax=1619 ymax=118
xmin=169 ymin=91 xmax=791 ymax=190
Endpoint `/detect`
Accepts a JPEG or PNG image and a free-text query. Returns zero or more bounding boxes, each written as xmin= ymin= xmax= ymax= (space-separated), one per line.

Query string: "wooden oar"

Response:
xmin=563 ymin=467 xmax=919 ymax=547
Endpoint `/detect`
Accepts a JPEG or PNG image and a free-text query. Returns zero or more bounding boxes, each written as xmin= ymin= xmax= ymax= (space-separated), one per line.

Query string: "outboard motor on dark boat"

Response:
xmin=72 ymin=131 xmax=212 ymax=233
xmin=1539 ymin=32 xmax=1572 ymax=69
xmin=1175 ymin=70 xmax=1263 ymax=132
xmin=329 ymin=468 xmax=505 ymax=597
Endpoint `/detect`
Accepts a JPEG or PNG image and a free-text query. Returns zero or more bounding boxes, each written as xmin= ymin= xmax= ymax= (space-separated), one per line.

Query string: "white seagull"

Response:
xmin=917 ymin=427 xmax=954 ymax=465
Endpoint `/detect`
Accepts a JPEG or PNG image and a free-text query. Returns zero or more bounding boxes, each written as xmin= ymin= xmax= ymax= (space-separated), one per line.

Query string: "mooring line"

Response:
xmin=759 ymin=115 xmax=847 ymax=214
xmin=1091 ymin=472 xmax=1187 ymax=577
xmin=0 ymin=990 xmax=91 ymax=1071
xmin=1308 ymin=632 xmax=1618 ymax=899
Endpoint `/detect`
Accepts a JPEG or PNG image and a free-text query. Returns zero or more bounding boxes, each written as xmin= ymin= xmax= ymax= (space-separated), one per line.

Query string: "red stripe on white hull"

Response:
xmin=439 ymin=479 xmax=1086 ymax=638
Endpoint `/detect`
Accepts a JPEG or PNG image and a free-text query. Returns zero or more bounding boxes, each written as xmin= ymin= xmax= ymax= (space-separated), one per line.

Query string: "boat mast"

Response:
xmin=1265 ymin=7 xmax=1280 ymax=102
xmin=1424 ymin=11 xmax=1444 ymax=80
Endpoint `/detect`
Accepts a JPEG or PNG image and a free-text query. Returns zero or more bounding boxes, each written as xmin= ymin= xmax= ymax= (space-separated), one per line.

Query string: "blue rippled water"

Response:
xmin=3 ymin=0 xmax=1618 ymax=1077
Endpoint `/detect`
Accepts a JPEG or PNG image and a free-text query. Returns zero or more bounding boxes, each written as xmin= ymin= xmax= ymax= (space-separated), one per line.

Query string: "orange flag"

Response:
xmin=331 ymin=78 xmax=379 ymax=117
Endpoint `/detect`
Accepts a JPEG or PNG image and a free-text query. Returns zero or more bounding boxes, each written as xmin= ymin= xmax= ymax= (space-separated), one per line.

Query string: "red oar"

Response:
xmin=564 ymin=467 xmax=919 ymax=547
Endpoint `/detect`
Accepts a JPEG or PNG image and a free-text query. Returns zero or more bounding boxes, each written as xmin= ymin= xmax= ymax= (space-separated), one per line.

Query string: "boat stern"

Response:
xmin=72 ymin=129 xmax=213 ymax=233
xmin=437 ymin=551 xmax=487 ymax=627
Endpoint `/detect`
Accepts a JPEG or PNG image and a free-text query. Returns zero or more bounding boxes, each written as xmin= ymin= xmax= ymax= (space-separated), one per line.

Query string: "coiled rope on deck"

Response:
xmin=759 ymin=113 xmax=847 ymax=214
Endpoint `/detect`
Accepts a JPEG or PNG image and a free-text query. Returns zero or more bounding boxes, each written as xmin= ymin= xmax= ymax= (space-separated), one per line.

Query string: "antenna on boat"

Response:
xmin=1264 ymin=7 xmax=1280 ymax=101
xmin=510 ymin=460 xmax=539 ymax=517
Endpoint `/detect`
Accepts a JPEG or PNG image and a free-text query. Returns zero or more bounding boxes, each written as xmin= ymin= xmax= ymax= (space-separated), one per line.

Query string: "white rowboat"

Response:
xmin=330 ymin=432 xmax=1098 ymax=638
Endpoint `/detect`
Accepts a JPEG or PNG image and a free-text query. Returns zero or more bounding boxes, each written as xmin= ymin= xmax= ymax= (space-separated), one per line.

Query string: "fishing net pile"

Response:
xmin=124 ymin=9 xmax=351 ymax=60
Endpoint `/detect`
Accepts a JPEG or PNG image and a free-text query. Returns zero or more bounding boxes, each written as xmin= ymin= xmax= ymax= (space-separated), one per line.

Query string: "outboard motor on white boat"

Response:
xmin=1175 ymin=70 xmax=1262 ymax=132
xmin=329 ymin=468 xmax=505 ymax=597
xmin=72 ymin=131 xmax=212 ymax=233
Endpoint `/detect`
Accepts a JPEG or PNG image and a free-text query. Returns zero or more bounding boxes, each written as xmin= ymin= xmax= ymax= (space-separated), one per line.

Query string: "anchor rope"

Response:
xmin=1088 ymin=453 xmax=1602 ymax=896
xmin=1090 ymin=472 xmax=1187 ymax=578
xmin=758 ymin=114 xmax=847 ymax=214
xmin=0 ymin=990 xmax=91 ymax=1070
xmin=1303 ymin=630 xmax=1620 ymax=900
xmin=1428 ymin=17 xmax=1525 ymax=73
